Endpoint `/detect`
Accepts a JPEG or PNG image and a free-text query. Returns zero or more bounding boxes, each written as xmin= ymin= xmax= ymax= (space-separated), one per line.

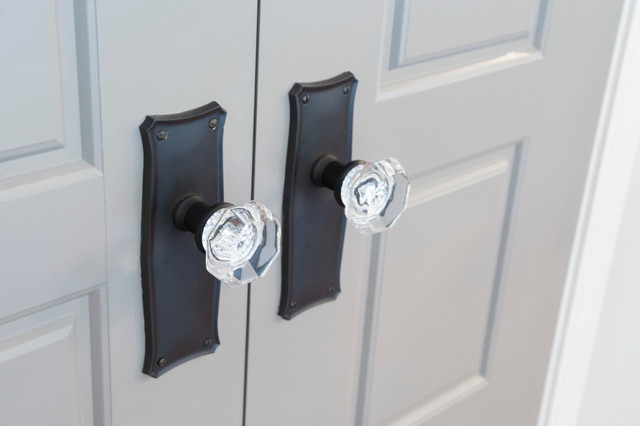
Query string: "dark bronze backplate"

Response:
xmin=139 ymin=102 xmax=225 ymax=377
xmin=280 ymin=72 xmax=358 ymax=319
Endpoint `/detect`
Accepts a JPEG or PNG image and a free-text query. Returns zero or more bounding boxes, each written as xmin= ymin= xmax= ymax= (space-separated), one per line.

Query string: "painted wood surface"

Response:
xmin=0 ymin=0 xmax=627 ymax=424
xmin=247 ymin=0 xmax=625 ymax=425
xmin=1 ymin=0 xmax=257 ymax=424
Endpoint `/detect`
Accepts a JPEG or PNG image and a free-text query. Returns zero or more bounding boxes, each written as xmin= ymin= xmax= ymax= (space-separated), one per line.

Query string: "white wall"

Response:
xmin=578 ymin=143 xmax=640 ymax=426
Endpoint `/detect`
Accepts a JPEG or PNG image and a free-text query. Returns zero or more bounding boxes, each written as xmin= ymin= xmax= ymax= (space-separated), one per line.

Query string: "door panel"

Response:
xmin=366 ymin=147 xmax=520 ymax=425
xmin=0 ymin=0 xmax=90 ymax=176
xmin=248 ymin=0 xmax=623 ymax=425
xmin=0 ymin=297 xmax=95 ymax=426
xmin=383 ymin=0 xmax=548 ymax=84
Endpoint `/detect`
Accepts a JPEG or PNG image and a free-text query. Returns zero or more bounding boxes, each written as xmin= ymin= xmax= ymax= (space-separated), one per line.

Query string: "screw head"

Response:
xmin=327 ymin=286 xmax=335 ymax=294
xmin=290 ymin=301 xmax=298 ymax=310
xmin=343 ymin=85 xmax=350 ymax=95
xmin=203 ymin=338 xmax=212 ymax=347
xmin=156 ymin=130 xmax=168 ymax=141
xmin=157 ymin=357 xmax=167 ymax=367
xmin=208 ymin=118 xmax=218 ymax=130
xmin=301 ymin=94 xmax=310 ymax=104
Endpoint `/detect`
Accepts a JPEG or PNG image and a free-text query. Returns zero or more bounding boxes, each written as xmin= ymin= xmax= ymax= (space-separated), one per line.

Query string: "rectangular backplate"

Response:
xmin=139 ymin=102 xmax=225 ymax=377
xmin=280 ymin=72 xmax=358 ymax=319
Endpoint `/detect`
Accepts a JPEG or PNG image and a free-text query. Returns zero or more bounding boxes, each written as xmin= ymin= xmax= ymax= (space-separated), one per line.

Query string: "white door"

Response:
xmin=247 ymin=0 xmax=625 ymax=425
xmin=0 ymin=1 xmax=257 ymax=425
xmin=0 ymin=1 xmax=625 ymax=425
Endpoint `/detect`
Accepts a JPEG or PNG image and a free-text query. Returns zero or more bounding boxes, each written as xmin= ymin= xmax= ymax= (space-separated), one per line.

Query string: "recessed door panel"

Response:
xmin=383 ymin=0 xmax=549 ymax=85
xmin=0 ymin=0 xmax=94 ymax=177
xmin=367 ymin=148 xmax=521 ymax=424
xmin=0 ymin=295 xmax=100 ymax=426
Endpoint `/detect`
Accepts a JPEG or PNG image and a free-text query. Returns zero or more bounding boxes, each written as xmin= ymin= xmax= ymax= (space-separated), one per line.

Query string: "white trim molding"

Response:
xmin=539 ymin=1 xmax=640 ymax=425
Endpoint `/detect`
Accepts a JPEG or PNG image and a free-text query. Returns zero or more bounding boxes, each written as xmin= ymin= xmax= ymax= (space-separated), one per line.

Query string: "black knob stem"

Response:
xmin=311 ymin=155 xmax=364 ymax=206
xmin=174 ymin=195 xmax=233 ymax=252
xmin=320 ymin=161 xmax=346 ymax=190
xmin=183 ymin=200 xmax=211 ymax=236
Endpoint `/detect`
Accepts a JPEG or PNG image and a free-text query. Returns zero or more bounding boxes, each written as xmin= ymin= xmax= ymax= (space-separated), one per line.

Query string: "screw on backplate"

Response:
xmin=156 ymin=130 xmax=168 ymax=141
xmin=290 ymin=301 xmax=298 ymax=310
xmin=301 ymin=94 xmax=310 ymax=104
xmin=343 ymin=85 xmax=350 ymax=95
xmin=327 ymin=286 xmax=335 ymax=294
xmin=208 ymin=118 xmax=218 ymax=130
xmin=157 ymin=357 xmax=167 ymax=367
xmin=203 ymin=338 xmax=212 ymax=347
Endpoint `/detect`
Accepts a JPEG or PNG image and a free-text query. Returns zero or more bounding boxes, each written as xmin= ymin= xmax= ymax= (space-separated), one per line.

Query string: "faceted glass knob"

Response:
xmin=340 ymin=157 xmax=410 ymax=234
xmin=201 ymin=201 xmax=281 ymax=287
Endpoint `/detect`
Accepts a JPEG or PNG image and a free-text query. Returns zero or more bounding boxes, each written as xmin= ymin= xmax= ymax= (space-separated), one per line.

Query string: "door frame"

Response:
xmin=539 ymin=0 xmax=640 ymax=424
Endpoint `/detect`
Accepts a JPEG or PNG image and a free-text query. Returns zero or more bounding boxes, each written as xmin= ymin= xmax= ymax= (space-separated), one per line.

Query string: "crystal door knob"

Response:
xmin=312 ymin=156 xmax=410 ymax=234
xmin=175 ymin=197 xmax=281 ymax=287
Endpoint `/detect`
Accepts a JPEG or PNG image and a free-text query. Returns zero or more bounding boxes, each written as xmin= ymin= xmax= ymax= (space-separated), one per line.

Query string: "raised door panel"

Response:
xmin=403 ymin=0 xmax=533 ymax=59
xmin=383 ymin=0 xmax=549 ymax=84
xmin=0 ymin=297 xmax=98 ymax=426
xmin=0 ymin=166 xmax=105 ymax=318
xmin=365 ymin=147 xmax=522 ymax=425
xmin=0 ymin=0 xmax=96 ymax=176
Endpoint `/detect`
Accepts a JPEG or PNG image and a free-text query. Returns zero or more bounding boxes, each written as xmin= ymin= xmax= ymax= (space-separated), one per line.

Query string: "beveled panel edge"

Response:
xmin=0 ymin=140 xmax=64 ymax=163
xmin=73 ymin=0 xmax=104 ymax=169
xmin=479 ymin=141 xmax=526 ymax=378
xmin=398 ymin=31 xmax=530 ymax=69
xmin=0 ymin=314 xmax=74 ymax=362
xmin=387 ymin=375 xmax=488 ymax=426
